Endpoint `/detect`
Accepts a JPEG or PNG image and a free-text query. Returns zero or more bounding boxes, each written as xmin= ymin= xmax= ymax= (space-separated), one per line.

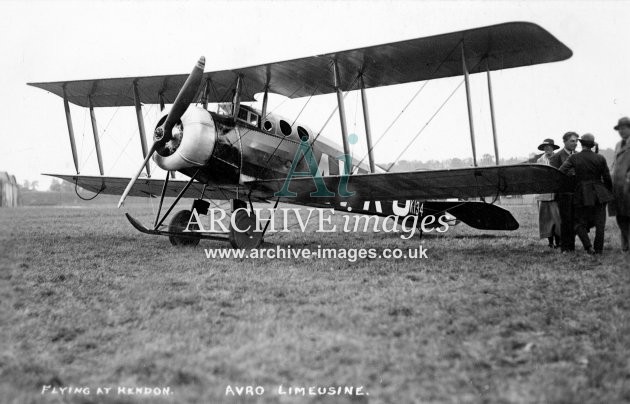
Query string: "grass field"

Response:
xmin=1 ymin=202 xmax=629 ymax=404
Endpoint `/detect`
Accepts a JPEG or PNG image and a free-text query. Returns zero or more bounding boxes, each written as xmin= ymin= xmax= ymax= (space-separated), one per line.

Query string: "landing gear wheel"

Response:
xmin=229 ymin=210 xmax=263 ymax=249
xmin=168 ymin=210 xmax=200 ymax=247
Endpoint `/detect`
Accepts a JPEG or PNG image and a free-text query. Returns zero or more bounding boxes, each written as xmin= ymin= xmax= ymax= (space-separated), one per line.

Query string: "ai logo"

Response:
xmin=274 ymin=139 xmax=356 ymax=198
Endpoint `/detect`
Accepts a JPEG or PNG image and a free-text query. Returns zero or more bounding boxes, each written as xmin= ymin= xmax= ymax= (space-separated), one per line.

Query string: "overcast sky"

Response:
xmin=2 ymin=0 xmax=629 ymax=188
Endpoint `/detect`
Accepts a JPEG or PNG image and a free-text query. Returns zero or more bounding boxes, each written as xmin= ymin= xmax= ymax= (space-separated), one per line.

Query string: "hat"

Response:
xmin=614 ymin=117 xmax=630 ymax=130
xmin=579 ymin=133 xmax=596 ymax=147
xmin=537 ymin=138 xmax=560 ymax=151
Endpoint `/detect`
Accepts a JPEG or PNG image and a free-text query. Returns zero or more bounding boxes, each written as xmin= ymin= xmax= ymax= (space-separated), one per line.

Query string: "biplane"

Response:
xmin=29 ymin=22 xmax=572 ymax=248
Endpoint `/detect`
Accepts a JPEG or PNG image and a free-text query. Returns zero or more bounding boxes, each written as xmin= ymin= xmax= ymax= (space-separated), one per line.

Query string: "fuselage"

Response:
xmin=171 ymin=105 xmax=371 ymax=187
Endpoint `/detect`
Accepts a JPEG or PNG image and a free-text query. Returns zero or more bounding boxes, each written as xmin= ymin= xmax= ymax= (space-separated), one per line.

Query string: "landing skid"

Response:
xmin=124 ymin=170 xmax=271 ymax=248
xmin=125 ymin=213 xmax=229 ymax=242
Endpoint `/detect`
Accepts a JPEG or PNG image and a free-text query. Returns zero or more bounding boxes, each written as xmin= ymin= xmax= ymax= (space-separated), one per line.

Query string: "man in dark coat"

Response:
xmin=550 ymin=131 xmax=579 ymax=252
xmin=610 ymin=117 xmax=630 ymax=252
xmin=559 ymin=134 xmax=614 ymax=254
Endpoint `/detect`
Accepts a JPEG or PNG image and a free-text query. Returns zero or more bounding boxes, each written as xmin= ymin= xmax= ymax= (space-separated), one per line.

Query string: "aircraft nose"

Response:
xmin=153 ymin=106 xmax=217 ymax=171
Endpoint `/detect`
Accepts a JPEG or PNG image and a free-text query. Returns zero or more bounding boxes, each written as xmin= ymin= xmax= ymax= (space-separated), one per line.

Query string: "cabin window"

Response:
xmin=279 ymin=120 xmax=292 ymax=136
xmin=248 ymin=111 xmax=259 ymax=127
xmin=297 ymin=126 xmax=309 ymax=141
xmin=236 ymin=109 xmax=260 ymax=127
xmin=263 ymin=120 xmax=274 ymax=132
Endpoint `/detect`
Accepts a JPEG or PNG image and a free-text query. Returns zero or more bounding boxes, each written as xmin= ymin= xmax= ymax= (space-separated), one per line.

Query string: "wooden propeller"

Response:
xmin=118 ymin=57 xmax=205 ymax=208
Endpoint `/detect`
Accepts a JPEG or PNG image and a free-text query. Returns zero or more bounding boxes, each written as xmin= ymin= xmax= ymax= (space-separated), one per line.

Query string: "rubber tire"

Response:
xmin=229 ymin=210 xmax=263 ymax=249
xmin=168 ymin=210 xmax=200 ymax=247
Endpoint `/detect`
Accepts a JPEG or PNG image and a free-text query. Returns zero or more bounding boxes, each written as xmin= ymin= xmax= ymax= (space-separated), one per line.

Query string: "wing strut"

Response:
xmin=232 ymin=74 xmax=243 ymax=119
xmin=201 ymin=78 xmax=211 ymax=110
xmin=461 ymin=44 xmax=478 ymax=167
xmin=486 ymin=61 xmax=500 ymax=165
xmin=261 ymin=67 xmax=271 ymax=120
xmin=154 ymin=170 xmax=170 ymax=229
xmin=133 ymin=80 xmax=151 ymax=177
xmin=359 ymin=75 xmax=375 ymax=173
xmin=261 ymin=84 xmax=269 ymax=121
xmin=333 ymin=60 xmax=351 ymax=175
xmin=154 ymin=169 xmax=200 ymax=229
xmin=88 ymin=96 xmax=105 ymax=175
xmin=158 ymin=93 xmax=165 ymax=111
xmin=62 ymin=85 xmax=80 ymax=174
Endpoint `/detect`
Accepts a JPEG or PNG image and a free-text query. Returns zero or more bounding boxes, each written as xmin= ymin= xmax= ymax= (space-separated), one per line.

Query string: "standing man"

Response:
xmin=559 ymin=134 xmax=614 ymax=254
xmin=610 ymin=117 xmax=630 ymax=252
xmin=550 ymin=132 xmax=579 ymax=252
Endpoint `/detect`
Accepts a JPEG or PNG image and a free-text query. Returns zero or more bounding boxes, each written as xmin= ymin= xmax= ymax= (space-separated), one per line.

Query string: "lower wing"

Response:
xmin=246 ymin=164 xmax=571 ymax=203
xmin=43 ymin=173 xmax=239 ymax=200
xmin=47 ymin=164 xmax=568 ymax=211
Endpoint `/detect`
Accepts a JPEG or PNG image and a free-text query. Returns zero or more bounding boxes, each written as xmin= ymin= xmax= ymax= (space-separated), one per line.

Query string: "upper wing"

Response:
xmin=44 ymin=174 xmax=242 ymax=200
xmin=28 ymin=22 xmax=571 ymax=108
xmin=246 ymin=164 xmax=573 ymax=203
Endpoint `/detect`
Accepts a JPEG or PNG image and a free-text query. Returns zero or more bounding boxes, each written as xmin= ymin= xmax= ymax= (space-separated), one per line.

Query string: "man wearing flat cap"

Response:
xmin=610 ymin=117 xmax=630 ymax=252
xmin=559 ymin=134 xmax=614 ymax=254
xmin=536 ymin=139 xmax=561 ymax=248
xmin=550 ymin=132 xmax=579 ymax=252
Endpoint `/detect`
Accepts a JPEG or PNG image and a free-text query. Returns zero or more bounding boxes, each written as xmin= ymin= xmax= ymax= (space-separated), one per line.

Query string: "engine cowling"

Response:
xmin=153 ymin=106 xmax=216 ymax=171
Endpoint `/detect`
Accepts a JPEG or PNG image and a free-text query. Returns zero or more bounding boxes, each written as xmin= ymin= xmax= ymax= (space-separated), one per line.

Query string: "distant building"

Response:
xmin=0 ymin=171 xmax=19 ymax=207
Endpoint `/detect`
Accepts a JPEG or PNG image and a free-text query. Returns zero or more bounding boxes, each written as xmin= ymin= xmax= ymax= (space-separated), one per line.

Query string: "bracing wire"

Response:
xmin=80 ymin=84 xmax=131 ymax=168
xmin=261 ymin=84 xmax=307 ymax=121
xmin=386 ymin=55 xmax=488 ymax=171
xmin=209 ymin=78 xmax=220 ymax=108
xmin=354 ymin=81 xmax=429 ymax=169
xmin=354 ymin=40 xmax=464 ymax=169
xmin=308 ymin=73 xmax=361 ymax=148
xmin=74 ymin=86 xmax=132 ymax=200
xmin=386 ymin=80 xmax=465 ymax=171
xmin=287 ymin=73 xmax=361 ymax=172
xmin=107 ymin=92 xmax=155 ymax=173
xmin=291 ymin=88 xmax=318 ymax=127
